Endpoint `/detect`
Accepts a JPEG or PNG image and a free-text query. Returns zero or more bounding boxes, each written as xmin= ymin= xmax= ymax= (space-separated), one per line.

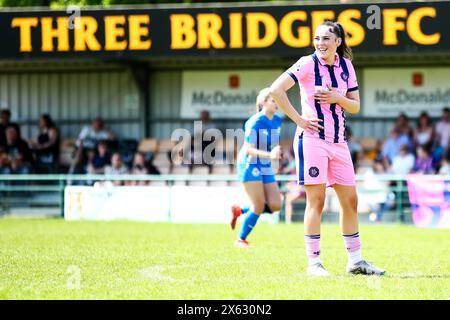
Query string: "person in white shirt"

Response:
xmin=77 ymin=117 xmax=115 ymax=150
xmin=391 ymin=144 xmax=415 ymax=175
xmin=435 ymin=107 xmax=450 ymax=158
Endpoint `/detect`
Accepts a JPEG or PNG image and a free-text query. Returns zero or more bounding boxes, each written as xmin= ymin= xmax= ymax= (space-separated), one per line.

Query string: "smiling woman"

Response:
xmin=269 ymin=20 xmax=384 ymax=277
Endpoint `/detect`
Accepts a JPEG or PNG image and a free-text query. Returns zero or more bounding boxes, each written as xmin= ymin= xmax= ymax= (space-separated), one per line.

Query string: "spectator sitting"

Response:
xmin=87 ymin=140 xmax=111 ymax=174
xmin=126 ymin=152 xmax=151 ymax=186
xmin=395 ymin=112 xmax=414 ymax=142
xmin=0 ymin=126 xmax=33 ymax=174
xmin=76 ymin=117 xmax=115 ymax=150
xmin=381 ymin=127 xmax=412 ymax=169
xmin=434 ymin=107 xmax=450 ymax=163
xmin=438 ymin=151 xmax=450 ymax=175
xmin=131 ymin=152 xmax=148 ymax=175
xmin=345 ymin=127 xmax=362 ymax=170
xmin=413 ymin=111 xmax=435 ymax=151
xmin=364 ymin=139 xmax=383 ymax=162
xmin=390 ymin=144 xmax=415 ymax=175
xmin=104 ymin=152 xmax=129 ymax=186
xmin=0 ymin=109 xmax=21 ymax=148
xmin=413 ymin=145 xmax=434 ymax=174
xmin=70 ymin=117 xmax=116 ymax=174
xmin=30 ymin=114 xmax=60 ymax=173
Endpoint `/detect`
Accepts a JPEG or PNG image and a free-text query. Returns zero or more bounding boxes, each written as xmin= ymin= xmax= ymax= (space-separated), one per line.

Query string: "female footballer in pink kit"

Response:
xmin=270 ymin=21 xmax=385 ymax=276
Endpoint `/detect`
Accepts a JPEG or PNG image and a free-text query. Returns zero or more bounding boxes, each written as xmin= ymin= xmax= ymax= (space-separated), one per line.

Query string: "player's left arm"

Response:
xmin=314 ymin=85 xmax=360 ymax=114
xmin=337 ymin=90 xmax=360 ymax=114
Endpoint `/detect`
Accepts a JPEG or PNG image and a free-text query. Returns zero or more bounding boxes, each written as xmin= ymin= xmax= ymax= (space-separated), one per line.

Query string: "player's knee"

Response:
xmin=341 ymin=195 xmax=358 ymax=212
xmin=252 ymin=201 xmax=265 ymax=214
xmin=268 ymin=201 xmax=282 ymax=212
xmin=307 ymin=196 xmax=325 ymax=213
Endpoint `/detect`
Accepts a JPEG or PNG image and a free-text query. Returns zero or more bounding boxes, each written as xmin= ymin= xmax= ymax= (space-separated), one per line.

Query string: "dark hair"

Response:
xmin=417 ymin=111 xmax=432 ymax=129
xmin=1 ymin=109 xmax=11 ymax=117
xmin=5 ymin=125 xmax=17 ymax=134
xmin=40 ymin=113 xmax=55 ymax=128
xmin=397 ymin=112 xmax=409 ymax=122
xmin=443 ymin=107 xmax=450 ymax=113
xmin=320 ymin=21 xmax=353 ymax=60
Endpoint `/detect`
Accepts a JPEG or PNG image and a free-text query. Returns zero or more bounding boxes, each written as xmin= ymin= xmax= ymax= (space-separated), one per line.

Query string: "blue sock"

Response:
xmin=239 ymin=212 xmax=260 ymax=240
xmin=241 ymin=206 xmax=250 ymax=214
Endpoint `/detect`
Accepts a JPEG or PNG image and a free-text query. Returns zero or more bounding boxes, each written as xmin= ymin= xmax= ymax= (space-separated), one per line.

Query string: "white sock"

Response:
xmin=308 ymin=256 xmax=321 ymax=266
xmin=348 ymin=249 xmax=363 ymax=265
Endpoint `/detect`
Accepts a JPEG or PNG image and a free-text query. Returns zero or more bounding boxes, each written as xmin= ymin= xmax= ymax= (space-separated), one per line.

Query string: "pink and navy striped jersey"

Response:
xmin=286 ymin=52 xmax=358 ymax=143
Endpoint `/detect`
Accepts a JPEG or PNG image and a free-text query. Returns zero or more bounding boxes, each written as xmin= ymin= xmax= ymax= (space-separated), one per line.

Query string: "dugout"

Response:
xmin=0 ymin=0 xmax=449 ymax=156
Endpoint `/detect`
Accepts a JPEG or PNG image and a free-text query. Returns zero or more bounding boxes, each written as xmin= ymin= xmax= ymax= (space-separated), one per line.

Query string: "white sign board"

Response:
xmin=362 ymin=68 xmax=450 ymax=118
xmin=64 ymin=186 xmax=278 ymax=224
xmin=170 ymin=186 xmax=247 ymax=223
xmin=64 ymin=186 xmax=170 ymax=222
xmin=181 ymin=70 xmax=282 ymax=119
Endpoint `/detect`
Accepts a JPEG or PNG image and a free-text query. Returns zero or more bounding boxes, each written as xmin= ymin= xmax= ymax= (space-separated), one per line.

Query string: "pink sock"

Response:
xmin=343 ymin=232 xmax=362 ymax=264
xmin=304 ymin=234 xmax=321 ymax=265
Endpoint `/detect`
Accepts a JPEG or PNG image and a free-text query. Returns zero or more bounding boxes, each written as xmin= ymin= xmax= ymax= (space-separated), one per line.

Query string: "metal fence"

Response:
xmin=0 ymin=173 xmax=422 ymax=222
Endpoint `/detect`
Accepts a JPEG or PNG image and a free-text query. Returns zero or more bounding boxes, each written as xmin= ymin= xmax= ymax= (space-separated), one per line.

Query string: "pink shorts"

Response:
xmin=293 ymin=134 xmax=356 ymax=187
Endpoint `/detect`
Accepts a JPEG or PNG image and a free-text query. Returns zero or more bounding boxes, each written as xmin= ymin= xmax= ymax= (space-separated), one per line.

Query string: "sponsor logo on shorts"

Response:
xmin=309 ymin=166 xmax=320 ymax=178
xmin=252 ymin=168 xmax=260 ymax=177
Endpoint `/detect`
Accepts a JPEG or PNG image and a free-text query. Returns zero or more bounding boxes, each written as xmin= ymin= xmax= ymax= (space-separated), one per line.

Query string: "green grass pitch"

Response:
xmin=0 ymin=218 xmax=449 ymax=299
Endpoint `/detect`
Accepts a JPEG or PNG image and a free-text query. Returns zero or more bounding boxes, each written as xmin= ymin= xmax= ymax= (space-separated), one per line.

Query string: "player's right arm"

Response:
xmin=243 ymin=120 xmax=281 ymax=160
xmin=245 ymin=143 xmax=281 ymax=160
xmin=269 ymin=59 xmax=323 ymax=133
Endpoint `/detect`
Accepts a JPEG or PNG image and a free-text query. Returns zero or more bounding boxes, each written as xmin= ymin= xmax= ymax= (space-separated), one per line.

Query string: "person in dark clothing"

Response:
xmin=30 ymin=114 xmax=60 ymax=173
xmin=0 ymin=126 xmax=33 ymax=174
xmin=0 ymin=109 xmax=21 ymax=148
xmin=87 ymin=140 xmax=111 ymax=174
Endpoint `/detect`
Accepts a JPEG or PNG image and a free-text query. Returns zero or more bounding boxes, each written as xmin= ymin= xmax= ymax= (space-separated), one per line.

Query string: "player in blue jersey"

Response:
xmin=230 ymin=88 xmax=283 ymax=248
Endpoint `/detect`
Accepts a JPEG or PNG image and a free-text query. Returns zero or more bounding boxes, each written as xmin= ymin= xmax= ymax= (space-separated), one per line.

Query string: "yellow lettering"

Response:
xmin=170 ymin=14 xmax=196 ymax=49
xmin=11 ymin=17 xmax=38 ymax=52
xmin=338 ymin=9 xmax=365 ymax=47
xmin=246 ymin=13 xmax=277 ymax=48
xmin=197 ymin=13 xmax=226 ymax=49
xmin=104 ymin=16 xmax=127 ymax=51
xmin=407 ymin=7 xmax=440 ymax=45
xmin=229 ymin=13 xmax=243 ymax=49
xmin=74 ymin=16 xmax=101 ymax=51
xmin=279 ymin=11 xmax=309 ymax=48
xmin=128 ymin=15 xmax=151 ymax=50
xmin=41 ymin=17 xmax=70 ymax=52
xmin=383 ymin=9 xmax=407 ymax=45
xmin=311 ymin=10 xmax=335 ymax=38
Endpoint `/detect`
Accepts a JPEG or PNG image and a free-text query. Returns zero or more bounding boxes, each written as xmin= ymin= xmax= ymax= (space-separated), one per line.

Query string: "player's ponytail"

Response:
xmin=255 ymin=87 xmax=271 ymax=113
xmin=321 ymin=21 xmax=353 ymax=60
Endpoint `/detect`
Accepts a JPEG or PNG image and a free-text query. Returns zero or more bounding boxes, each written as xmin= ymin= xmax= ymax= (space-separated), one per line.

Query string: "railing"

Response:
xmin=0 ymin=173 xmax=437 ymax=222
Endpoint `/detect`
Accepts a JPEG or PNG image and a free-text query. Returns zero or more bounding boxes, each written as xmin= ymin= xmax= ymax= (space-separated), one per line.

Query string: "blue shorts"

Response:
xmin=237 ymin=163 xmax=276 ymax=184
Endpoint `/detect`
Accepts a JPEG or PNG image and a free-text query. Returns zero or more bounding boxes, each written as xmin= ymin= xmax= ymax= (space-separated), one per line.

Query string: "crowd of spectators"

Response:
xmin=376 ymin=108 xmax=450 ymax=175
xmin=0 ymin=111 xmax=161 ymax=184
xmin=1 ymin=107 xmax=450 ymax=181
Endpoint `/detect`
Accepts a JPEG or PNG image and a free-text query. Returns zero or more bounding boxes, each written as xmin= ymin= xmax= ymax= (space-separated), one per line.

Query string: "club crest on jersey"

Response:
xmin=252 ymin=168 xmax=260 ymax=177
xmin=341 ymin=72 xmax=349 ymax=82
xmin=309 ymin=167 xmax=320 ymax=178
